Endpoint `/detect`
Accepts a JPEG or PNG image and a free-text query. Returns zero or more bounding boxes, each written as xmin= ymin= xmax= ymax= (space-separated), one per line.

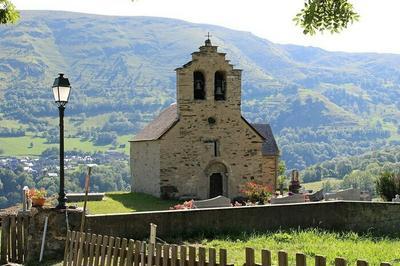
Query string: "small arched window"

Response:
xmin=214 ymin=71 xmax=226 ymax=101
xmin=193 ymin=71 xmax=205 ymax=100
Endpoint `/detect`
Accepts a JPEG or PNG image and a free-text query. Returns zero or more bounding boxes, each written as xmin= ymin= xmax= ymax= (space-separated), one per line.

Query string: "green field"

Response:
xmin=302 ymin=178 xmax=342 ymax=191
xmin=195 ymin=230 xmax=400 ymax=265
xmin=75 ymin=192 xmax=179 ymax=214
xmin=0 ymin=134 xmax=132 ymax=157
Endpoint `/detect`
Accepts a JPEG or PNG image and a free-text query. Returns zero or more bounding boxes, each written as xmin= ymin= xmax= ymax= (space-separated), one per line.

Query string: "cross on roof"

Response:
xmin=205 ymin=32 xmax=212 ymax=40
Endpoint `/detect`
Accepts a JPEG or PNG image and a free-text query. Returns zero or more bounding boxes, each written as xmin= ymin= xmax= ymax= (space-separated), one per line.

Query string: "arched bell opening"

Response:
xmin=193 ymin=71 xmax=205 ymax=100
xmin=214 ymin=71 xmax=226 ymax=101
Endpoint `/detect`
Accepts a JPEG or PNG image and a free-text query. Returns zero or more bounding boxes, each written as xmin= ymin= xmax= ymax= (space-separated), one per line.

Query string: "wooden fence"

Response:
xmin=0 ymin=213 xmax=30 ymax=264
xmin=64 ymin=231 xmax=393 ymax=266
xmin=64 ymin=230 xmax=230 ymax=266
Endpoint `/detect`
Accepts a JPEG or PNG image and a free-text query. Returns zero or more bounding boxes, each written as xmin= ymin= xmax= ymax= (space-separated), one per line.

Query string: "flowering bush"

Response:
xmin=170 ymin=200 xmax=195 ymax=210
xmin=240 ymin=182 xmax=273 ymax=204
xmin=28 ymin=188 xmax=47 ymax=200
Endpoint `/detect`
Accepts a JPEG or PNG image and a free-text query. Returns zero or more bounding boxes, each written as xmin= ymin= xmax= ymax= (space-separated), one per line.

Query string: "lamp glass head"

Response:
xmin=52 ymin=73 xmax=71 ymax=104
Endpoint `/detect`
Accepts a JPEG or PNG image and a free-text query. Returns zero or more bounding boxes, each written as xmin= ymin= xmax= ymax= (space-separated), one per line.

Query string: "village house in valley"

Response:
xmin=130 ymin=38 xmax=279 ymax=200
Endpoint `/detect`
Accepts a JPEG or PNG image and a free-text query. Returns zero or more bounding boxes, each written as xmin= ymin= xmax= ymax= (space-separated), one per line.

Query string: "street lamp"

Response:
xmin=52 ymin=73 xmax=71 ymax=209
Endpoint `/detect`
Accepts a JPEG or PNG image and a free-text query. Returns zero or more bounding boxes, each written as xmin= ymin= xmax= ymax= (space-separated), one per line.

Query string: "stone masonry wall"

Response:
xmin=158 ymin=43 xmax=271 ymax=199
xmin=262 ymin=155 xmax=278 ymax=190
xmin=25 ymin=207 xmax=82 ymax=263
xmin=85 ymin=201 xmax=400 ymax=240
xmin=131 ymin=140 xmax=161 ymax=197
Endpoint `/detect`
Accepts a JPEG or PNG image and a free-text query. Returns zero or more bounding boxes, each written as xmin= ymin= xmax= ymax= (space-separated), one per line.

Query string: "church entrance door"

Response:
xmin=209 ymin=173 xmax=223 ymax=198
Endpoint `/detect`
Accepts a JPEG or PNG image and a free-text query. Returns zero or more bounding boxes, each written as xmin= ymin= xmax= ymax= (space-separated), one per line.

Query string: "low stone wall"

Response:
xmin=26 ymin=207 xmax=82 ymax=263
xmin=66 ymin=192 xmax=105 ymax=202
xmin=85 ymin=201 xmax=400 ymax=240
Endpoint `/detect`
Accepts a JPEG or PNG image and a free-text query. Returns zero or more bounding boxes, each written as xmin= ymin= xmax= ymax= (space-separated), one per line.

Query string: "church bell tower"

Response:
xmin=175 ymin=36 xmax=242 ymax=117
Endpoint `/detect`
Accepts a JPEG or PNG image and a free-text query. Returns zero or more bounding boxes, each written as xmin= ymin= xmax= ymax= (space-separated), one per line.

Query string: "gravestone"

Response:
xmin=308 ymin=189 xmax=324 ymax=202
xmin=289 ymin=170 xmax=301 ymax=194
xmin=270 ymin=194 xmax=306 ymax=204
xmin=324 ymin=188 xmax=361 ymax=201
xmin=193 ymin=195 xmax=231 ymax=208
xmin=392 ymin=194 xmax=400 ymax=203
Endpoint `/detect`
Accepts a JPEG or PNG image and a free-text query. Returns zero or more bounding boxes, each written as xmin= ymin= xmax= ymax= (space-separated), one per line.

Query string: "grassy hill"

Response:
xmin=0 ymin=11 xmax=399 ymax=168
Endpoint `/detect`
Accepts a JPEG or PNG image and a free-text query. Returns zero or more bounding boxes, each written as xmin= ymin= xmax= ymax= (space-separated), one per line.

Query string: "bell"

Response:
xmin=195 ymin=80 xmax=202 ymax=90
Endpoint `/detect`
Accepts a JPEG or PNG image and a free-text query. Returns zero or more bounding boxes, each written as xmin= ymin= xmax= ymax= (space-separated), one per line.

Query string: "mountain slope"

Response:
xmin=0 ymin=11 xmax=399 ymax=169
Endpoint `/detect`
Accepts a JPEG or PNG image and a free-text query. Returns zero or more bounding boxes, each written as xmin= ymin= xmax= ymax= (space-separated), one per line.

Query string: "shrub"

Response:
xmin=240 ymin=182 xmax=273 ymax=204
xmin=375 ymin=171 xmax=400 ymax=201
xmin=28 ymin=188 xmax=47 ymax=200
xmin=170 ymin=200 xmax=195 ymax=210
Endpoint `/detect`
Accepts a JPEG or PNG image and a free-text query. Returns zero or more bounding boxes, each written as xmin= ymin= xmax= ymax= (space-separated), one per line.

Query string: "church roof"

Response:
xmin=131 ymin=104 xmax=179 ymax=142
xmin=131 ymin=105 xmax=279 ymax=156
xmin=251 ymin=123 xmax=280 ymax=156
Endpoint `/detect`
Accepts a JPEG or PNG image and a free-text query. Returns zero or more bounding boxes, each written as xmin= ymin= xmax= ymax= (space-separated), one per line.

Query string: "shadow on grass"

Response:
xmin=106 ymin=192 xmax=180 ymax=212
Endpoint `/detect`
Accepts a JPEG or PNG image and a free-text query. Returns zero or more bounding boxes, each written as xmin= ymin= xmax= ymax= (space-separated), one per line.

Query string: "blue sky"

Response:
xmin=13 ymin=0 xmax=400 ymax=54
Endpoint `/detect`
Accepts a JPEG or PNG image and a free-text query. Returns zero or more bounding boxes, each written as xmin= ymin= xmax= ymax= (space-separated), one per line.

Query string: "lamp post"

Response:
xmin=52 ymin=73 xmax=71 ymax=209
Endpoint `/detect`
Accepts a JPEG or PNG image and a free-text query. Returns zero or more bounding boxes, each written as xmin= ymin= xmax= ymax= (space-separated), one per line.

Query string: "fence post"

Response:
xmin=155 ymin=243 xmax=162 ymax=266
xmin=209 ymin=248 xmax=216 ymax=266
xmin=16 ymin=215 xmax=23 ymax=263
xmin=94 ymin=235 xmax=103 ymax=266
xmin=245 ymin=247 xmax=255 ymax=266
xmin=23 ymin=215 xmax=29 ymax=263
xmin=199 ymin=247 xmax=206 ymax=266
xmin=82 ymin=233 xmax=91 ymax=266
xmin=278 ymin=251 xmax=288 ymax=266
xmin=100 ymin=235 xmax=109 ymax=266
xmin=261 ymin=250 xmax=271 ymax=266
xmin=219 ymin=249 xmax=227 ymax=266
xmin=179 ymin=246 xmax=186 ymax=266
xmin=335 ymin=257 xmax=347 ymax=266
xmin=162 ymin=244 xmax=170 ymax=266
xmin=140 ymin=242 xmax=147 ymax=266
xmin=315 ymin=255 xmax=326 ymax=266
xmin=357 ymin=260 xmax=368 ymax=266
xmin=171 ymin=244 xmax=178 ymax=266
xmin=113 ymin=237 xmax=121 ymax=266
xmin=1 ymin=216 xmax=10 ymax=264
xmin=188 ymin=246 xmax=196 ymax=266
xmin=89 ymin=234 xmax=97 ymax=266
xmin=126 ymin=239 xmax=135 ymax=266
xmin=120 ymin=238 xmax=128 ymax=266
xmin=147 ymin=243 xmax=154 ymax=266
xmin=62 ymin=231 xmax=71 ymax=265
xmin=10 ymin=215 xmax=16 ymax=262
xmin=106 ymin=236 xmax=115 ymax=266
xmin=296 ymin=253 xmax=306 ymax=266
xmin=134 ymin=241 xmax=141 ymax=266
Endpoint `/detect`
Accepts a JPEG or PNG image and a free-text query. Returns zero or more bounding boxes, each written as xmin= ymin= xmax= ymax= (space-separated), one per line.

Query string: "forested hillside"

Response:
xmin=301 ymin=147 xmax=400 ymax=195
xmin=0 ymin=11 xmax=400 ymax=170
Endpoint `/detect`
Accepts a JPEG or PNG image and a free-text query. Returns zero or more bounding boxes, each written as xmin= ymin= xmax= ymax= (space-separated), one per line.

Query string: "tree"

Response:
xmin=294 ymin=0 xmax=359 ymax=35
xmin=0 ymin=0 xmax=359 ymax=35
xmin=0 ymin=0 xmax=19 ymax=24
xmin=278 ymin=160 xmax=286 ymax=176
xmin=375 ymin=171 xmax=400 ymax=201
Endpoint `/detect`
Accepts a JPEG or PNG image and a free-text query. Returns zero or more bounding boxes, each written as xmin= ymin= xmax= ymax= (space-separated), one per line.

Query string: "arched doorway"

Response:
xmin=210 ymin=173 xmax=223 ymax=198
xmin=205 ymin=161 xmax=228 ymax=198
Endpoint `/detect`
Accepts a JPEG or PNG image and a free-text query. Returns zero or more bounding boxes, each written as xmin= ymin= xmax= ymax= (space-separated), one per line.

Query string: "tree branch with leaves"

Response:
xmin=294 ymin=0 xmax=359 ymax=35
xmin=0 ymin=0 xmax=19 ymax=24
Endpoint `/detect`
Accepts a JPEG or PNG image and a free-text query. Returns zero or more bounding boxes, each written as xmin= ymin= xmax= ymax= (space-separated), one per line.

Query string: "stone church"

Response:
xmin=130 ymin=38 xmax=279 ymax=200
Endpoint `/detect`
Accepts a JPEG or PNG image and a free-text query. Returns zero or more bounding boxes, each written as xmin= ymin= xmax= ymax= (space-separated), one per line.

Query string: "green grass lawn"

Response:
xmin=193 ymin=229 xmax=400 ymax=265
xmin=75 ymin=192 xmax=179 ymax=214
